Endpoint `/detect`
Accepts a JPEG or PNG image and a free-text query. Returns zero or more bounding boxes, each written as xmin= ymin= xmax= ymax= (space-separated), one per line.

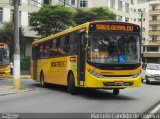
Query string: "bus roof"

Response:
xmin=89 ymin=20 xmax=139 ymax=26
xmin=32 ymin=22 xmax=89 ymax=45
xmin=32 ymin=20 xmax=139 ymax=45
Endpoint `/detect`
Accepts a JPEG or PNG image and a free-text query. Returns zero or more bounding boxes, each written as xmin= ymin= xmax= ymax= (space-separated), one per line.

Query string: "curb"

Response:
xmin=0 ymin=86 xmax=33 ymax=96
xmin=0 ymin=75 xmax=31 ymax=79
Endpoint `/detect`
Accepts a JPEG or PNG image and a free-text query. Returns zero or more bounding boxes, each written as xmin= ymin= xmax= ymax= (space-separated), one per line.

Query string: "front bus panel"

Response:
xmin=84 ymin=22 xmax=141 ymax=89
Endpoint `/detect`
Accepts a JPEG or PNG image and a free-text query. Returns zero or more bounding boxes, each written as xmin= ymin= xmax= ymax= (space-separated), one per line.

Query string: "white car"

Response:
xmin=142 ymin=63 xmax=160 ymax=84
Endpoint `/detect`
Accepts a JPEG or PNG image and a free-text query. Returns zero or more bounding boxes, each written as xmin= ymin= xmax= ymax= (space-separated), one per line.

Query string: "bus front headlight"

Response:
xmin=131 ymin=72 xmax=141 ymax=78
xmin=88 ymin=69 xmax=104 ymax=78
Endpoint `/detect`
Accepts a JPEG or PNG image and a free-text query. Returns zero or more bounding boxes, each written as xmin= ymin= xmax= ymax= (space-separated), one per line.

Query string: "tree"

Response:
xmin=74 ymin=7 xmax=117 ymax=25
xmin=0 ymin=22 xmax=26 ymax=60
xmin=30 ymin=5 xmax=75 ymax=37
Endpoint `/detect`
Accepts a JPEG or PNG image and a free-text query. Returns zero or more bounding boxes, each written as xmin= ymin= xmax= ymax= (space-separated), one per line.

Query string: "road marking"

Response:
xmin=143 ymin=104 xmax=160 ymax=119
xmin=150 ymin=104 xmax=160 ymax=113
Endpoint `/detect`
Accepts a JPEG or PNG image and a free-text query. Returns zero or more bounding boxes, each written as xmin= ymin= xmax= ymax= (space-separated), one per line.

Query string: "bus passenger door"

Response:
xmin=32 ymin=46 xmax=38 ymax=81
xmin=77 ymin=32 xmax=86 ymax=86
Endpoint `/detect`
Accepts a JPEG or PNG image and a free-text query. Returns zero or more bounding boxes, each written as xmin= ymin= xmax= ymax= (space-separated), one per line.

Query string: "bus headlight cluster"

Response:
xmin=88 ymin=69 xmax=104 ymax=78
xmin=131 ymin=72 xmax=141 ymax=78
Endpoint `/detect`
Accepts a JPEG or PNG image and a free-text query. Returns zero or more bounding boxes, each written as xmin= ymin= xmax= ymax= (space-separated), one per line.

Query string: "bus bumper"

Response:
xmin=85 ymin=72 xmax=141 ymax=89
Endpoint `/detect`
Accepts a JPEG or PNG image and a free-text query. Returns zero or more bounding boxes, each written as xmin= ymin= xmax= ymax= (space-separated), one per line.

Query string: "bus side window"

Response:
xmin=72 ymin=32 xmax=78 ymax=54
xmin=56 ymin=38 xmax=61 ymax=56
xmin=50 ymin=39 xmax=57 ymax=57
xmin=44 ymin=41 xmax=51 ymax=58
xmin=39 ymin=44 xmax=44 ymax=58
xmin=65 ymin=34 xmax=70 ymax=55
xmin=59 ymin=36 xmax=66 ymax=56
xmin=68 ymin=33 xmax=77 ymax=55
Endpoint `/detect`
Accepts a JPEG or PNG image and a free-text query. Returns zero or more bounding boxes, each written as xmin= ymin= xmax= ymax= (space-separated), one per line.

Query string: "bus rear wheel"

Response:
xmin=68 ymin=74 xmax=76 ymax=95
xmin=113 ymin=89 xmax=119 ymax=95
xmin=40 ymin=73 xmax=46 ymax=87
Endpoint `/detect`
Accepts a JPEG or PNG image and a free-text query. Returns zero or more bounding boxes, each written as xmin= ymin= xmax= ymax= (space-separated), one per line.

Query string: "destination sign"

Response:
xmin=89 ymin=23 xmax=140 ymax=32
xmin=96 ymin=24 xmax=134 ymax=31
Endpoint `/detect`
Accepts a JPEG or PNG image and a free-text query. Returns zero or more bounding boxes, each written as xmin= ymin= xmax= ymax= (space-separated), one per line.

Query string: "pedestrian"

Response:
xmin=10 ymin=61 xmax=13 ymax=75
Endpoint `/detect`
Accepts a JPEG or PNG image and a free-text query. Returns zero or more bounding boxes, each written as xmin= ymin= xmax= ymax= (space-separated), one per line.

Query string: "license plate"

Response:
xmin=114 ymin=81 xmax=124 ymax=85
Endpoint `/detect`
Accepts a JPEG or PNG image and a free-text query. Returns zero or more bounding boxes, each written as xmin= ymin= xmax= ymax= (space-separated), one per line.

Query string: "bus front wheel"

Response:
xmin=113 ymin=89 xmax=119 ymax=95
xmin=68 ymin=74 xmax=76 ymax=95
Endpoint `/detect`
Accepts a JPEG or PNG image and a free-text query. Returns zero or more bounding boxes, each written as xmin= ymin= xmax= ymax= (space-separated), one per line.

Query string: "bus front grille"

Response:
xmin=103 ymin=82 xmax=133 ymax=86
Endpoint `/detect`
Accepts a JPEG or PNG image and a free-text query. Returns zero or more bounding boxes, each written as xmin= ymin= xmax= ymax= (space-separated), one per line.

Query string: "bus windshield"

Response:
xmin=0 ymin=49 xmax=10 ymax=65
xmin=87 ymin=32 xmax=140 ymax=64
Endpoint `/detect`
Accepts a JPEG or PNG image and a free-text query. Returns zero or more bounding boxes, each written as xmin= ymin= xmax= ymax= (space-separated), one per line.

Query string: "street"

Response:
xmin=0 ymin=79 xmax=160 ymax=113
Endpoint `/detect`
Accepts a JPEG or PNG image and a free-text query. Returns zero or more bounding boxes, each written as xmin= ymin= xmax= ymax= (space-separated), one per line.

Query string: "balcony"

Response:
xmin=149 ymin=30 xmax=160 ymax=35
xmin=149 ymin=9 xmax=160 ymax=15
xmin=143 ymin=52 xmax=160 ymax=57
xmin=149 ymin=20 xmax=160 ymax=25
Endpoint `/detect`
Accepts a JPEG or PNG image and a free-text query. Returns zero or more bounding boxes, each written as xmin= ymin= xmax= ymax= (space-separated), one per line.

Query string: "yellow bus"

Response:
xmin=31 ymin=20 xmax=141 ymax=95
xmin=0 ymin=43 xmax=10 ymax=77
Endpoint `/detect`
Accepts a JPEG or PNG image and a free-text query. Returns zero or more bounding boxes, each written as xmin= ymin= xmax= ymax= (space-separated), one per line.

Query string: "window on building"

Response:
xmin=125 ymin=17 xmax=129 ymax=22
xmin=134 ymin=9 xmax=136 ymax=12
xmin=125 ymin=3 xmax=129 ymax=13
xmin=28 ymin=0 xmax=38 ymax=6
xmin=138 ymin=0 xmax=145 ymax=3
xmin=152 ymin=6 xmax=156 ymax=10
xmin=131 ymin=0 xmax=134 ymax=4
xmin=138 ymin=9 xmax=141 ymax=12
xmin=117 ymin=15 xmax=122 ymax=21
xmin=147 ymin=47 xmax=158 ymax=52
xmin=43 ymin=0 xmax=52 ymax=4
xmin=152 ymin=16 xmax=157 ymax=21
xmin=138 ymin=18 xmax=141 ymax=22
xmin=152 ymin=35 xmax=157 ymax=41
xmin=80 ymin=0 xmax=88 ymax=7
xmin=143 ymin=18 xmax=145 ymax=21
xmin=0 ymin=8 xmax=3 ymax=22
xmin=59 ymin=0 xmax=69 ymax=6
xmin=152 ymin=26 xmax=157 ymax=31
xmin=110 ymin=0 xmax=115 ymax=9
xmin=134 ymin=19 xmax=136 ymax=22
xmin=118 ymin=0 xmax=122 ymax=11
xmin=71 ymin=0 xmax=75 ymax=5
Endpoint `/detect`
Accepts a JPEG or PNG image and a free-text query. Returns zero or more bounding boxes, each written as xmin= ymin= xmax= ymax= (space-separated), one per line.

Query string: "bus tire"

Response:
xmin=113 ymin=89 xmax=119 ymax=95
xmin=68 ymin=73 xmax=76 ymax=95
xmin=40 ymin=73 xmax=46 ymax=88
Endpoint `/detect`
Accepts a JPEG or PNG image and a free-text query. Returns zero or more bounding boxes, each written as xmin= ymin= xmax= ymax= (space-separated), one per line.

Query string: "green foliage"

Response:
xmin=74 ymin=7 xmax=117 ymax=25
xmin=0 ymin=22 xmax=26 ymax=60
xmin=20 ymin=56 xmax=30 ymax=71
xmin=30 ymin=5 xmax=75 ymax=37
xmin=30 ymin=5 xmax=117 ymax=36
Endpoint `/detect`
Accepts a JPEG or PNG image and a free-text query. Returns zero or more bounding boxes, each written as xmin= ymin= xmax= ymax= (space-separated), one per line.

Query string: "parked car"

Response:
xmin=142 ymin=63 xmax=160 ymax=84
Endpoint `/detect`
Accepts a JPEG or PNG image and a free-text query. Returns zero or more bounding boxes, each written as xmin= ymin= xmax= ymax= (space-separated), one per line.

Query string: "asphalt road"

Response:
xmin=0 ymin=79 xmax=160 ymax=113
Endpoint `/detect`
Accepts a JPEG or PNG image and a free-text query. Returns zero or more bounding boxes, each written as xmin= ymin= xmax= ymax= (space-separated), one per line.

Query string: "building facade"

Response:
xmin=143 ymin=0 xmax=160 ymax=63
xmin=0 ymin=0 xmax=42 ymax=56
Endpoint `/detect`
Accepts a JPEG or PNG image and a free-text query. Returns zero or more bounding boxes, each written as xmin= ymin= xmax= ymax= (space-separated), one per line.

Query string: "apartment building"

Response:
xmin=143 ymin=0 xmax=160 ymax=63
xmin=0 ymin=0 xmax=44 ymax=56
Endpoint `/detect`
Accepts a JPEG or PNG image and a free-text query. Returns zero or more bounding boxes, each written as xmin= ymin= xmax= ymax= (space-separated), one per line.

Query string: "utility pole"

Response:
xmin=13 ymin=0 xmax=21 ymax=89
xmin=140 ymin=10 xmax=143 ymax=45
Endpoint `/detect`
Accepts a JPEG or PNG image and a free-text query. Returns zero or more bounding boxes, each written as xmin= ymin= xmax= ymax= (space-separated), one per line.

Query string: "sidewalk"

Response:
xmin=0 ymin=75 xmax=33 ymax=96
